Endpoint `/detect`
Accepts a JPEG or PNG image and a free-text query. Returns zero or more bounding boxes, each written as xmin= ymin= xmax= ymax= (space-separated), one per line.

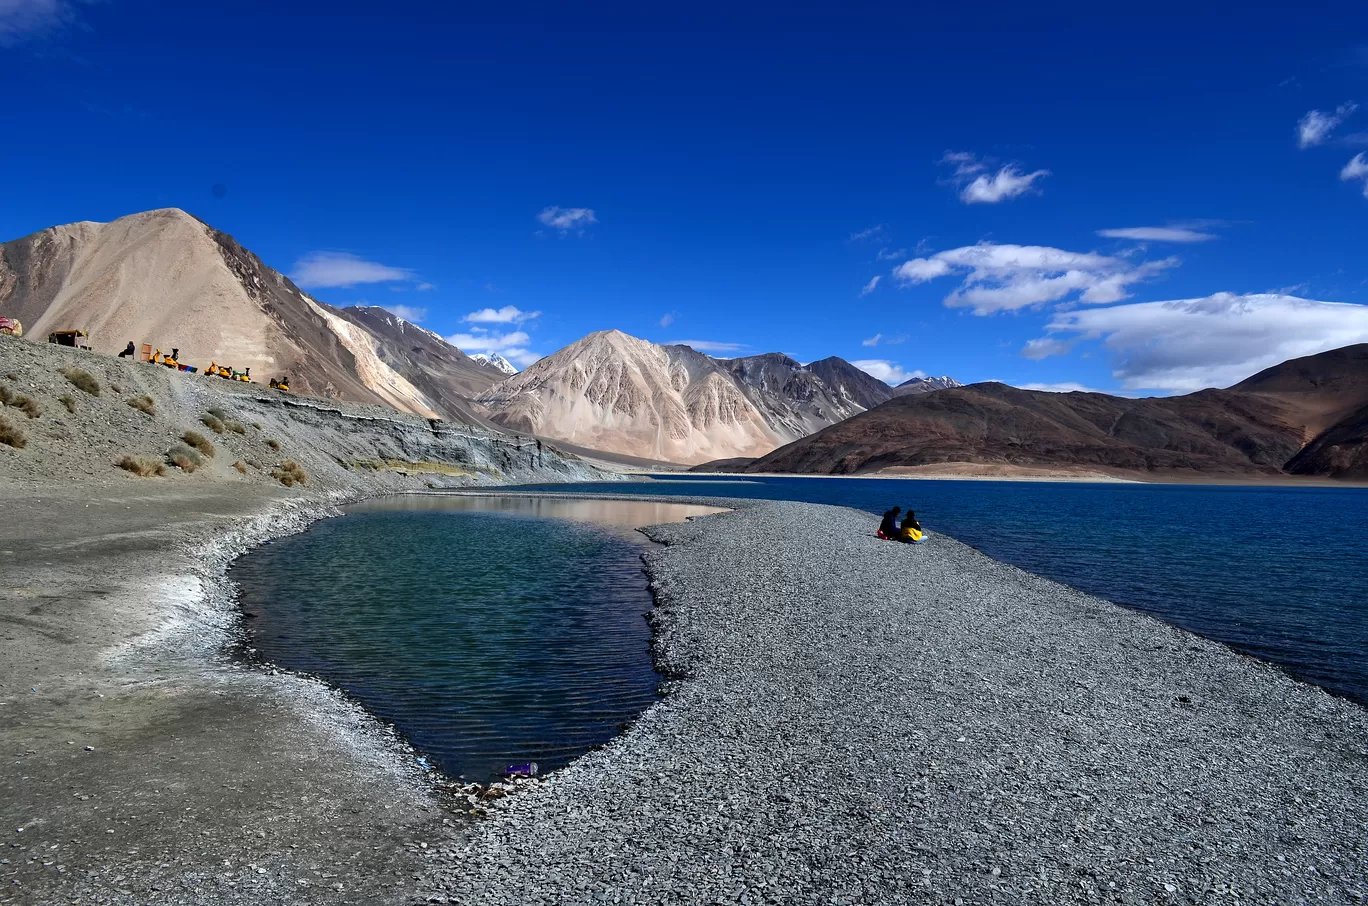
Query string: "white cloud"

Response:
xmin=1297 ymin=103 xmax=1357 ymax=148
xmin=1037 ymin=292 xmax=1368 ymax=391
xmin=893 ymin=242 xmax=1178 ymax=314
xmin=1341 ymin=152 xmax=1368 ymax=198
xmin=537 ymin=206 xmax=597 ymax=232
xmin=860 ymin=276 xmax=881 ymax=296
xmin=291 ymin=252 xmax=414 ymax=288
xmin=446 ymin=329 xmax=541 ymax=368
xmin=876 ymin=248 xmax=906 ymax=261
xmin=659 ymin=311 xmax=676 ymax=328
xmin=1020 ymin=337 xmax=1073 ymax=360
xmin=464 ymin=305 xmax=540 ymax=324
xmin=415 ymin=282 xmax=436 ymax=292
xmin=0 ymin=0 xmax=78 ymax=44
xmin=862 ymin=333 xmax=882 ymax=347
xmin=1097 ymin=226 xmax=1217 ymax=243
xmin=959 ymin=165 xmax=1050 ymax=204
xmin=940 ymin=151 xmax=984 ymax=177
xmin=849 ymin=225 xmax=885 ymax=241
xmin=940 ymin=151 xmax=1048 ymax=204
xmin=853 ymin=360 xmax=924 ymax=385
xmin=667 ymin=339 xmax=749 ymax=354
xmin=380 ymin=304 xmax=428 ymax=323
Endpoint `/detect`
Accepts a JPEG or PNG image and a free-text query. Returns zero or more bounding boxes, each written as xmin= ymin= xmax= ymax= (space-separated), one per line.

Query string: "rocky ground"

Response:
xmin=0 ymin=339 xmax=601 ymax=905
xmin=430 ymin=502 xmax=1368 ymax=905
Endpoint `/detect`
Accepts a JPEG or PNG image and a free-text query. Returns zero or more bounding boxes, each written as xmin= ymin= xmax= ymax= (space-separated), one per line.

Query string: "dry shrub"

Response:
xmin=58 ymin=394 xmax=77 ymax=414
xmin=271 ymin=460 xmax=307 ymax=487
xmin=206 ymin=407 xmax=226 ymax=419
xmin=0 ymin=415 xmax=26 ymax=449
xmin=110 ymin=383 xmax=123 ymax=394
xmin=265 ymin=438 xmax=281 ymax=451
xmin=225 ymin=419 xmax=246 ymax=434
xmin=62 ymin=368 xmax=100 ymax=396
xmin=0 ymin=385 xmax=11 ymax=405
xmin=167 ymin=444 xmax=203 ymax=473
xmin=118 ymin=455 xmax=164 ymax=477
xmin=251 ymin=421 xmax=262 ymax=430
xmin=232 ymin=460 xmax=248 ymax=474
xmin=200 ymin=413 xmax=225 ymax=434
xmin=126 ymin=395 xmax=156 ymax=415
xmin=12 ymin=395 xmax=39 ymax=418
xmin=182 ymin=430 xmax=215 ymax=457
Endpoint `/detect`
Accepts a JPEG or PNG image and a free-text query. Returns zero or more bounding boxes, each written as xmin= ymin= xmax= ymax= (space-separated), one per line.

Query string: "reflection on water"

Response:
xmin=349 ymin=494 xmax=725 ymax=541
xmin=232 ymin=495 xmax=721 ymax=781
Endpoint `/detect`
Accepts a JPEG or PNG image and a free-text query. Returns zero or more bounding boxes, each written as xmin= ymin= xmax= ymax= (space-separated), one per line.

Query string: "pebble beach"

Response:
xmin=428 ymin=501 xmax=1368 ymax=905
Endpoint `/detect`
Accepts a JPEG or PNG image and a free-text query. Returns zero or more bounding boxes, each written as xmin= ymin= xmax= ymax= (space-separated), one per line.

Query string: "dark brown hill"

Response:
xmin=745 ymin=382 xmax=1310 ymax=477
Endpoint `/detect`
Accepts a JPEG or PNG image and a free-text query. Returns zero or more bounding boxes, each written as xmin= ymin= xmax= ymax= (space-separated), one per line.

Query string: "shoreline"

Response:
xmin=683 ymin=467 xmax=1368 ymax=488
xmin=429 ymin=500 xmax=1368 ymax=904
xmin=5 ymin=485 xmax=1368 ymax=904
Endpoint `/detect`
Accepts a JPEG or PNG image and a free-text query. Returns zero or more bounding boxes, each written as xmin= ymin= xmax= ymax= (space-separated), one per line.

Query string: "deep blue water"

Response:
xmin=512 ymin=476 xmax=1368 ymax=706
xmin=231 ymin=496 xmax=719 ymax=781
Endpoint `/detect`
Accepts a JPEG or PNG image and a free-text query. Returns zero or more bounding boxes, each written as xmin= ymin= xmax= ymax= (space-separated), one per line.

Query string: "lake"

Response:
xmin=230 ymin=496 xmax=722 ymax=781
xmin=511 ymin=475 xmax=1368 ymax=706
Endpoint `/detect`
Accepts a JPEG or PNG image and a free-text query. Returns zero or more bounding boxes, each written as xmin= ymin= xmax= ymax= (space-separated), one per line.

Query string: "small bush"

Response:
xmin=62 ymin=368 xmax=100 ymax=397
xmin=12 ymin=395 xmax=39 ymax=419
xmin=0 ymin=415 xmax=26 ymax=449
xmin=126 ymin=395 xmax=156 ymax=415
xmin=225 ymin=419 xmax=246 ymax=434
xmin=58 ymin=395 xmax=77 ymax=414
xmin=167 ymin=444 xmax=203 ymax=473
xmin=200 ymin=413 xmax=225 ymax=434
xmin=251 ymin=421 xmax=262 ymax=430
xmin=182 ymin=430 xmax=215 ymax=457
xmin=0 ymin=385 xmax=11 ymax=405
xmin=271 ymin=460 xmax=307 ymax=487
xmin=265 ymin=438 xmax=280 ymax=451
xmin=117 ymin=455 xmax=165 ymax=477
xmin=206 ymin=407 xmax=226 ymax=419
xmin=110 ymin=383 xmax=123 ymax=394
xmin=232 ymin=460 xmax=248 ymax=474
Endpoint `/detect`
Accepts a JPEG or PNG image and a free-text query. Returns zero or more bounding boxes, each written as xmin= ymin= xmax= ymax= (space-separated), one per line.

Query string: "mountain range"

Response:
xmin=718 ymin=344 xmax=1368 ymax=480
xmin=2 ymin=208 xmax=1364 ymax=480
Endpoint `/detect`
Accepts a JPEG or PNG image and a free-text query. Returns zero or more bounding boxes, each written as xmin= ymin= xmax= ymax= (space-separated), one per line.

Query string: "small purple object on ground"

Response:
xmin=505 ymin=762 xmax=538 ymax=778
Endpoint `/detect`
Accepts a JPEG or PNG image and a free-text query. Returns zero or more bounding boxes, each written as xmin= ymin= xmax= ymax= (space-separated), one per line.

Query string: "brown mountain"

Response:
xmin=737 ymin=345 xmax=1368 ymax=481
xmin=475 ymin=331 xmax=923 ymax=465
xmin=0 ymin=209 xmax=505 ymax=425
xmin=335 ymin=305 xmax=507 ymax=422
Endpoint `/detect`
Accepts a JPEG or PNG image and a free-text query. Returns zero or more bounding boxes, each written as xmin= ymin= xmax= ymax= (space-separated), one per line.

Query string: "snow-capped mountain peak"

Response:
xmin=471 ymin=352 xmax=518 ymax=375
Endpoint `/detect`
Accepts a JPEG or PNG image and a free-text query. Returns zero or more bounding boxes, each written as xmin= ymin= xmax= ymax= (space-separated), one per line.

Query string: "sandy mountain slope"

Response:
xmin=0 ymin=209 xmax=491 ymax=424
xmin=335 ymin=305 xmax=507 ymax=422
xmin=475 ymin=330 xmax=782 ymax=464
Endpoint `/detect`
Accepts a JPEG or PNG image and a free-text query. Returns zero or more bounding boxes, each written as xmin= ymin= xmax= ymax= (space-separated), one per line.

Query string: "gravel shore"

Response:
xmin=429 ymin=501 xmax=1368 ymax=905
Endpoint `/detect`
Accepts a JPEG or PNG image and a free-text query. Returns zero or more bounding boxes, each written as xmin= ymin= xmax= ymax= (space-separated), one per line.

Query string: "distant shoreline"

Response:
xmin=678 ymin=466 xmax=1368 ymax=488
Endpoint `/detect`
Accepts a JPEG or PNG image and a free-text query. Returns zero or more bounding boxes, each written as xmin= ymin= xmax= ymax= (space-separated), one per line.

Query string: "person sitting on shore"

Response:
xmin=877 ymin=507 xmax=901 ymax=540
xmin=897 ymin=509 xmax=924 ymax=544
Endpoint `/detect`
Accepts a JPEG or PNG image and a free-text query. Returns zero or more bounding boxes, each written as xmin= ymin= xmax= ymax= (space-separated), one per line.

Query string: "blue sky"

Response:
xmin=2 ymin=1 xmax=1367 ymax=392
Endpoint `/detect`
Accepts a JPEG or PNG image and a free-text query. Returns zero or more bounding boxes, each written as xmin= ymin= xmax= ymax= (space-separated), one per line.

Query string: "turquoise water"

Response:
xmin=230 ymin=496 xmax=719 ymax=781
xmin=513 ymin=476 xmax=1368 ymax=706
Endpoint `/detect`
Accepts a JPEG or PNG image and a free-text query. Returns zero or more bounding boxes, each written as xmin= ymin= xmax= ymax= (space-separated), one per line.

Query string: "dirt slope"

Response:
xmin=0 ymin=335 xmax=600 ymax=492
